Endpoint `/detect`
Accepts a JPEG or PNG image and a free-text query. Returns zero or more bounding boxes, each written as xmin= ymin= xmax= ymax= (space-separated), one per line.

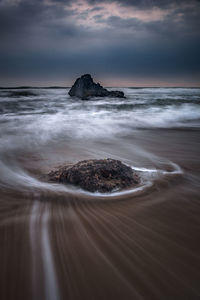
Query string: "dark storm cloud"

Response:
xmin=0 ymin=0 xmax=89 ymax=53
xmin=86 ymin=0 xmax=200 ymax=9
xmin=0 ymin=0 xmax=70 ymax=38
xmin=0 ymin=0 xmax=200 ymax=85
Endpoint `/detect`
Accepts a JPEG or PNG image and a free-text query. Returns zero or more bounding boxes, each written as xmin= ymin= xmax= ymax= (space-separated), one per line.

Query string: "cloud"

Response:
xmin=0 ymin=0 xmax=199 ymax=85
xmin=86 ymin=0 xmax=200 ymax=10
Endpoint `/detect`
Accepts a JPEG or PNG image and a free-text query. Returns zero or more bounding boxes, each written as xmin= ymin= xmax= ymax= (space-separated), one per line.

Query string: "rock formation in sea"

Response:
xmin=48 ymin=158 xmax=139 ymax=193
xmin=68 ymin=74 xmax=125 ymax=99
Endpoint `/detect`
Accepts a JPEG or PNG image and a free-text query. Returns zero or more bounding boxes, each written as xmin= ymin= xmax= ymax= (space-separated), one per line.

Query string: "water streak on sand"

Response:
xmin=41 ymin=207 xmax=60 ymax=300
xmin=30 ymin=201 xmax=60 ymax=300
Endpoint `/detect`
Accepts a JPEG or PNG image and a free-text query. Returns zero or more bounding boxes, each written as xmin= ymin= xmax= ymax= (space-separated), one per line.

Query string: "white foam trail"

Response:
xmin=30 ymin=201 xmax=40 ymax=300
xmin=30 ymin=202 xmax=60 ymax=300
xmin=78 ymin=182 xmax=153 ymax=198
xmin=41 ymin=208 xmax=60 ymax=300
xmin=132 ymin=161 xmax=183 ymax=175
xmin=132 ymin=167 xmax=159 ymax=173
xmin=0 ymin=160 xmax=72 ymax=193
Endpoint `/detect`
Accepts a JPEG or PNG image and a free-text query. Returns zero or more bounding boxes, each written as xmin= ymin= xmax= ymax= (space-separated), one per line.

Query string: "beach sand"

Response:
xmin=0 ymin=128 xmax=200 ymax=300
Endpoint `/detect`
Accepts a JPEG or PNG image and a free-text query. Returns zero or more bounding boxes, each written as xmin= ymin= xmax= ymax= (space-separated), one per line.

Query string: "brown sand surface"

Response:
xmin=0 ymin=129 xmax=200 ymax=300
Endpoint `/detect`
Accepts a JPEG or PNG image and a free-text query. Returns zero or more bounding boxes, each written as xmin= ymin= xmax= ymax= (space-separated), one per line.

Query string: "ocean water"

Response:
xmin=0 ymin=87 xmax=200 ymax=300
xmin=0 ymin=87 xmax=199 ymax=192
xmin=1 ymin=87 xmax=200 ymax=141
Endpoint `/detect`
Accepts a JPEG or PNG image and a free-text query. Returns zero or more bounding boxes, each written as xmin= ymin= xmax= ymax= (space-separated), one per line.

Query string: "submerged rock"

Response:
xmin=48 ymin=159 xmax=139 ymax=193
xmin=68 ymin=74 xmax=125 ymax=99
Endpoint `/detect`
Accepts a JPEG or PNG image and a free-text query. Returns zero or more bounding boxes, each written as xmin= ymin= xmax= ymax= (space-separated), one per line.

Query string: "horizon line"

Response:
xmin=1 ymin=86 xmax=200 ymax=89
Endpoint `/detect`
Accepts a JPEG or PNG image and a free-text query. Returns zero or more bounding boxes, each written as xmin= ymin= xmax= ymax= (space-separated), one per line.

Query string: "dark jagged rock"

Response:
xmin=48 ymin=159 xmax=139 ymax=193
xmin=68 ymin=74 xmax=125 ymax=99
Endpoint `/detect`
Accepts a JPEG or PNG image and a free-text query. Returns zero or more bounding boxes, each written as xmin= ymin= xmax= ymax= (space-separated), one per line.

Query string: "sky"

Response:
xmin=0 ymin=0 xmax=200 ymax=87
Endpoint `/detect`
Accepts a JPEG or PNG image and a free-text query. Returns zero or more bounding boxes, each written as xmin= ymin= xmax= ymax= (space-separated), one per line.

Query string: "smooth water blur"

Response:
xmin=0 ymin=88 xmax=200 ymax=144
xmin=0 ymin=87 xmax=199 ymax=191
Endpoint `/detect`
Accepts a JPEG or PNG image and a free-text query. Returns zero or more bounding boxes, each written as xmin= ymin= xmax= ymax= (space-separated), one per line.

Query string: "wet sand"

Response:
xmin=0 ymin=129 xmax=200 ymax=300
